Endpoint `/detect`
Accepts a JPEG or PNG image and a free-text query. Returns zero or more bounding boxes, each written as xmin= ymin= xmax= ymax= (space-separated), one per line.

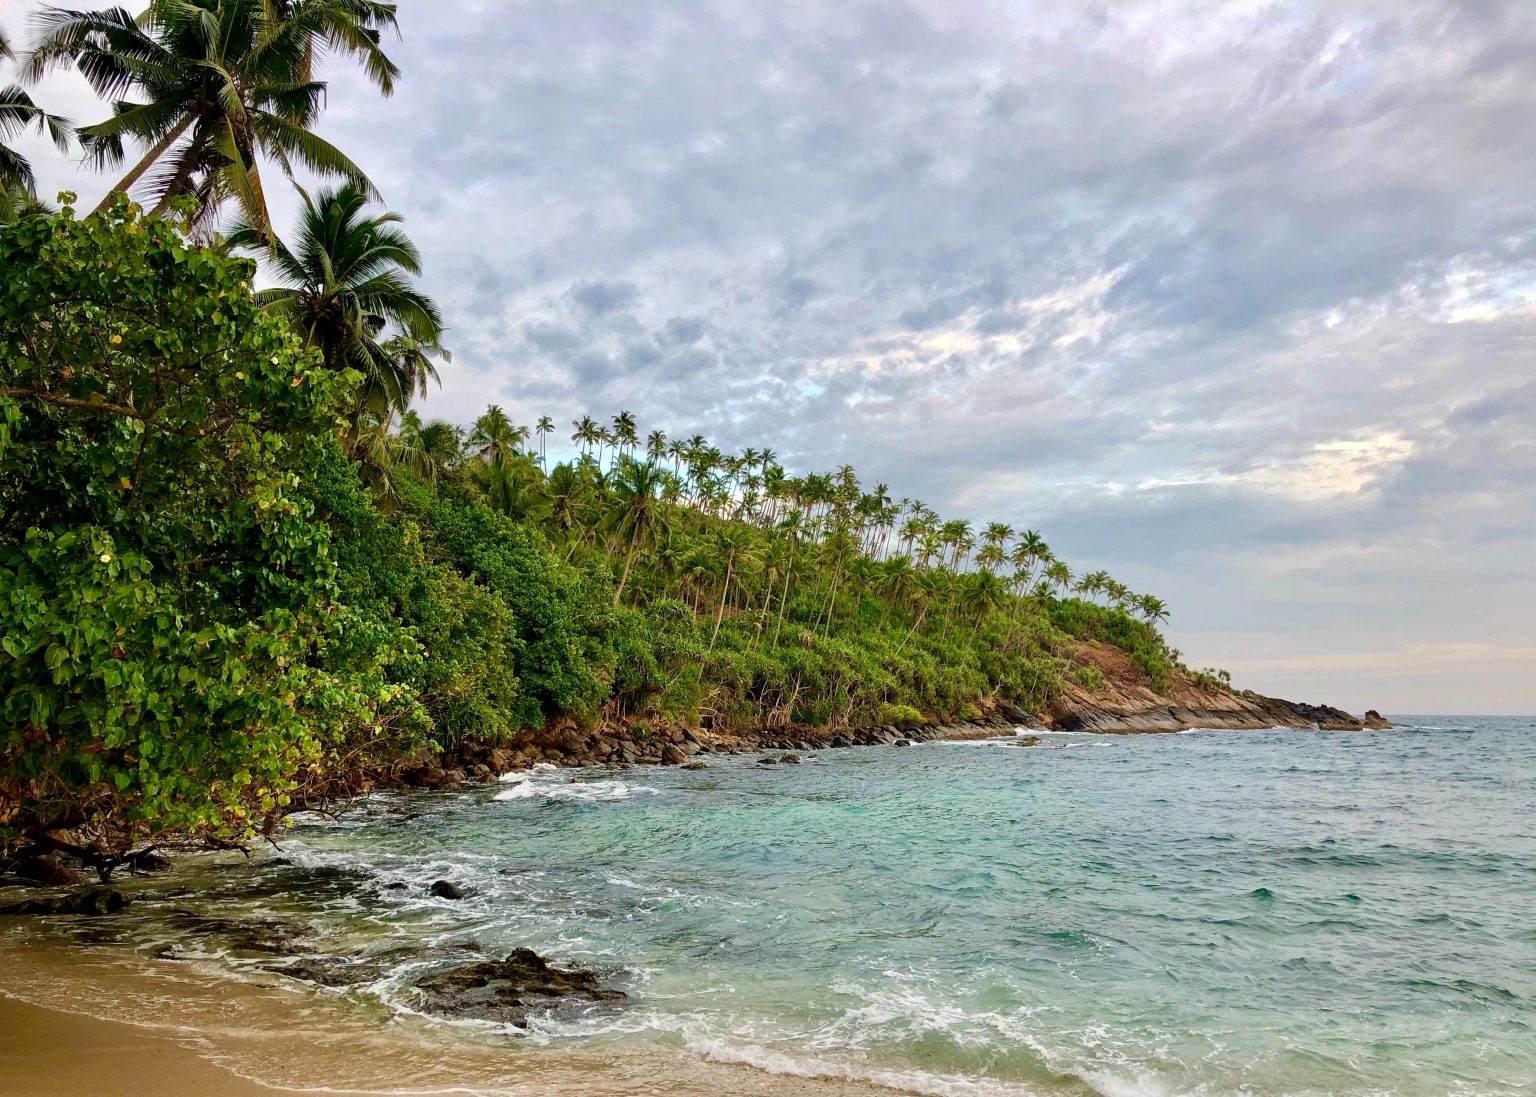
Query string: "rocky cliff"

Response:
xmin=1046 ymin=639 xmax=1388 ymax=732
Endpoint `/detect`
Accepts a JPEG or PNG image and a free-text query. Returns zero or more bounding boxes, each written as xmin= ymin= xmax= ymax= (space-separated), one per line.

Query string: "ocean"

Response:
xmin=2 ymin=717 xmax=1532 ymax=1096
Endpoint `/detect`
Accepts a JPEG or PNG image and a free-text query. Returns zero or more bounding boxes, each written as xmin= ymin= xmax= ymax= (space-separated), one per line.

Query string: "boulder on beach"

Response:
xmin=413 ymin=947 xmax=626 ymax=1027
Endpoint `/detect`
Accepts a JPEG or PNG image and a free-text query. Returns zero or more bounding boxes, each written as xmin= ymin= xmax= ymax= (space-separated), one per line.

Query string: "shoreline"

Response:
xmin=0 ymin=993 xmax=394 ymax=1097
xmin=0 ymin=943 xmax=930 ymax=1097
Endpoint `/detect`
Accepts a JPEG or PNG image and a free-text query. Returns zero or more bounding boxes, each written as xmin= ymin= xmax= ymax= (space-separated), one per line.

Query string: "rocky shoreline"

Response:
xmin=392 ymin=694 xmax=1393 ymax=788
xmin=1 ymin=691 xmax=1391 ymax=894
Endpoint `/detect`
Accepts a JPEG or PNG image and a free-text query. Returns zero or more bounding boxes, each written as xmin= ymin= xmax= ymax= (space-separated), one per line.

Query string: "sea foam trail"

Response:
xmin=492 ymin=769 xmax=660 ymax=803
xmin=493 ymin=780 xmax=659 ymax=803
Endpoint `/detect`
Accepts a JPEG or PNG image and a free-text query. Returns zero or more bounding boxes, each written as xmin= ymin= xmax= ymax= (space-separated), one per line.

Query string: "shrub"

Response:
xmin=1073 ymin=664 xmax=1106 ymax=692
xmin=879 ymin=703 xmax=924 ymax=728
xmin=0 ymin=199 xmax=420 ymax=854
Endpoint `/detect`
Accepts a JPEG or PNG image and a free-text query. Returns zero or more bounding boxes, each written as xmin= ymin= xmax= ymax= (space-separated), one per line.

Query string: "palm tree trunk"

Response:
xmin=94 ymin=116 xmax=195 ymax=213
xmin=896 ymin=607 xmax=928 ymax=655
xmin=708 ymin=554 xmax=734 ymax=653
xmin=613 ymin=522 xmax=644 ymax=604
xmin=772 ymin=562 xmax=794 ymax=649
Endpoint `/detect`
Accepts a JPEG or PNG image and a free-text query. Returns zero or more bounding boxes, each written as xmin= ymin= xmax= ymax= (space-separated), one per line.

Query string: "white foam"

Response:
xmin=492 ymin=778 xmax=658 ymax=803
xmin=678 ymin=1025 xmax=1045 ymax=1097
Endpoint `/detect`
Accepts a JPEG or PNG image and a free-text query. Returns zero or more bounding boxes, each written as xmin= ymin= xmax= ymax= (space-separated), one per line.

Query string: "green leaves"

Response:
xmin=0 ymin=198 xmax=421 ymax=854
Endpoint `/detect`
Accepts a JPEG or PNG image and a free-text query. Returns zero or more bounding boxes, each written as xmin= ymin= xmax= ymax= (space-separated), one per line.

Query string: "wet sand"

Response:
xmin=0 ymin=994 xmax=403 ymax=1097
xmin=0 ymin=944 xmax=910 ymax=1097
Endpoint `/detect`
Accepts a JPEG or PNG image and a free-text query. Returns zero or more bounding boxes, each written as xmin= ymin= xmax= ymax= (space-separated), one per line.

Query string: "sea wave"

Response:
xmin=492 ymin=777 xmax=659 ymax=803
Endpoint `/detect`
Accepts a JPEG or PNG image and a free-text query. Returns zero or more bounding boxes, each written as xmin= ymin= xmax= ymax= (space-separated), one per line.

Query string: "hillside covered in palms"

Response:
xmin=0 ymin=0 xmax=1359 ymax=864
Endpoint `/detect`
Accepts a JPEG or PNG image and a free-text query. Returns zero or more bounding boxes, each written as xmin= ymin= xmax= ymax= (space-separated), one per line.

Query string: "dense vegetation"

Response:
xmin=0 ymin=1 xmax=1204 ymax=858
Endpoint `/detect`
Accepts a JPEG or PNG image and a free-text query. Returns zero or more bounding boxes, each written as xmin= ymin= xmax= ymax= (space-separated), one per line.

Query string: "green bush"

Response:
xmin=1073 ymin=664 xmax=1106 ymax=692
xmin=879 ymin=703 xmax=924 ymax=728
xmin=0 ymin=199 xmax=421 ymax=853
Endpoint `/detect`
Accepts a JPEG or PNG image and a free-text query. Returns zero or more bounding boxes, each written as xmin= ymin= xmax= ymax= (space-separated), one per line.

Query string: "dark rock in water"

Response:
xmin=270 ymin=956 xmax=381 ymax=988
xmin=385 ymin=881 xmax=410 ymax=890
xmin=1362 ymin=710 xmax=1395 ymax=729
xmin=429 ymin=880 xmax=464 ymax=900
xmin=660 ymin=744 xmax=689 ymax=766
xmin=14 ymin=856 xmax=83 ymax=887
xmin=131 ymin=851 xmax=173 ymax=873
xmin=0 ymin=889 xmax=130 ymax=917
xmin=414 ymin=947 xmax=626 ymax=1028
xmin=160 ymin=910 xmax=312 ymax=955
xmin=893 ymin=739 xmax=912 ymax=747
xmin=757 ymin=756 xmax=779 ymax=765
xmin=1018 ymin=735 xmax=1044 ymax=747
xmin=779 ymin=752 xmax=802 ymax=764
xmin=682 ymin=761 xmax=708 ymax=770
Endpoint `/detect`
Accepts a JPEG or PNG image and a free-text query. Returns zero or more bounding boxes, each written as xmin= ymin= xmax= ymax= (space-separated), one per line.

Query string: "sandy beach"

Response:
xmin=0 ymin=942 xmax=904 ymax=1097
xmin=0 ymin=994 xmax=399 ymax=1097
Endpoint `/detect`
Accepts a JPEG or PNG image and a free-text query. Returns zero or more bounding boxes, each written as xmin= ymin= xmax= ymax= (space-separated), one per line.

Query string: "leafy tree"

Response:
xmin=0 ymin=197 xmax=420 ymax=855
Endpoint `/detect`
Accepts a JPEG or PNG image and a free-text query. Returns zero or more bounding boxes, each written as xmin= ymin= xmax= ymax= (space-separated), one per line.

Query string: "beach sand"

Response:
xmin=0 ymin=944 xmax=904 ymax=1097
xmin=0 ymin=994 xmax=401 ymax=1097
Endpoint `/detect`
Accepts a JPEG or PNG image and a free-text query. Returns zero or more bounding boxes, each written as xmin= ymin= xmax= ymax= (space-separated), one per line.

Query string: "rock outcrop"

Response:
xmin=413 ymin=948 xmax=626 ymax=1028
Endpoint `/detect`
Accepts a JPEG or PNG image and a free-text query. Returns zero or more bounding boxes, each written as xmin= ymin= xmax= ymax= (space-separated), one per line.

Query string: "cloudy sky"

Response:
xmin=7 ymin=1 xmax=1534 ymax=713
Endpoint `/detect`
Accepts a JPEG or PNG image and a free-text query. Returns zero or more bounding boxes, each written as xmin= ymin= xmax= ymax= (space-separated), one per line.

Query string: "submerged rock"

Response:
xmin=757 ymin=756 xmax=779 ymax=765
xmin=15 ymin=856 xmax=85 ymax=887
xmin=0 ymin=889 xmax=130 ymax=917
xmin=779 ymin=752 xmax=802 ymax=764
xmin=429 ymin=880 xmax=465 ymax=900
xmin=682 ymin=761 xmax=709 ymax=770
xmin=413 ymin=947 xmax=626 ymax=1028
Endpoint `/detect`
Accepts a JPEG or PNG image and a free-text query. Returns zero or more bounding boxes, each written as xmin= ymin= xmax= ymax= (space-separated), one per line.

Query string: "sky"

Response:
xmin=5 ymin=1 xmax=1534 ymax=714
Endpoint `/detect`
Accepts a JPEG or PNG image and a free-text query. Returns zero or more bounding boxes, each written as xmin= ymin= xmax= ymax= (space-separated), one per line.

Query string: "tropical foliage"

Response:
xmin=0 ymin=196 xmax=421 ymax=853
xmin=1 ymin=3 xmax=1201 ymax=858
xmin=0 ymin=26 xmax=72 ymax=198
xmin=25 ymin=0 xmax=394 ymax=236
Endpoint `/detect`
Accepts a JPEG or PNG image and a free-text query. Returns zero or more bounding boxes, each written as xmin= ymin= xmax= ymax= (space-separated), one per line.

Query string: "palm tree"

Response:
xmin=707 ymin=525 xmax=758 ymax=653
xmin=229 ymin=181 xmax=444 ymax=419
xmin=611 ymin=410 xmax=638 ymax=460
xmin=959 ymin=570 xmax=1008 ymax=638
xmin=606 ymin=459 xmax=669 ymax=604
xmin=1136 ymin=594 xmax=1170 ymax=626
xmin=571 ymin=416 xmax=600 ymax=457
xmin=470 ymin=404 xmax=514 ymax=458
xmin=536 ymin=415 xmax=554 ymax=465
xmin=0 ymin=28 xmax=72 ymax=197
xmin=27 ymin=0 xmax=390 ymax=237
xmin=0 ymin=179 xmax=54 ymax=224
xmin=392 ymin=413 xmax=461 ymax=484
xmin=483 ymin=451 xmax=551 ymax=524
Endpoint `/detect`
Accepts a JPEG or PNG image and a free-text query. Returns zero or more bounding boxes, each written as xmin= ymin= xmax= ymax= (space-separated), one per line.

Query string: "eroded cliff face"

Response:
xmin=1047 ymin=640 xmax=1382 ymax=733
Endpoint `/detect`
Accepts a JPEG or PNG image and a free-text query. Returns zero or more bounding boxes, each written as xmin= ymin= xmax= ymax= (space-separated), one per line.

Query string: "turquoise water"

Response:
xmin=19 ymin=718 xmax=1536 ymax=1096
